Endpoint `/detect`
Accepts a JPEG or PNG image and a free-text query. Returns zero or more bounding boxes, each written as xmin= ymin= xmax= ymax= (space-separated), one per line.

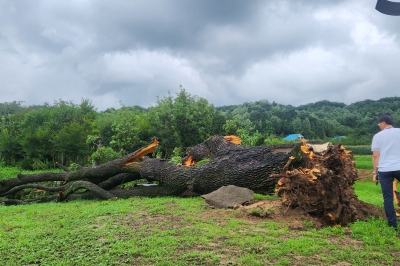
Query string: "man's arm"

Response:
xmin=372 ymin=150 xmax=380 ymax=183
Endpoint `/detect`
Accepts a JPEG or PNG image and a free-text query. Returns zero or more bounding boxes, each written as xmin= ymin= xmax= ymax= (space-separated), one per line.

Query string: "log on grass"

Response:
xmin=0 ymin=136 xmax=292 ymax=204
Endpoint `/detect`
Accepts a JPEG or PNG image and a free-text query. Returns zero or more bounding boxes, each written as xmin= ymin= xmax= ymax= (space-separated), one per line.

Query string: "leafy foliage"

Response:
xmin=90 ymin=146 xmax=122 ymax=165
xmin=108 ymin=107 xmax=153 ymax=154
xmin=148 ymin=89 xmax=222 ymax=158
xmin=168 ymin=147 xmax=184 ymax=164
xmin=0 ymin=92 xmax=398 ymax=169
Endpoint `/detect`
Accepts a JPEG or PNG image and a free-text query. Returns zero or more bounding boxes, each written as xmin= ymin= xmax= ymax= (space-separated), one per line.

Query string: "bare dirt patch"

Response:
xmin=233 ymin=198 xmax=383 ymax=229
xmin=356 ymin=169 xmax=372 ymax=181
xmin=234 ymin=199 xmax=319 ymax=227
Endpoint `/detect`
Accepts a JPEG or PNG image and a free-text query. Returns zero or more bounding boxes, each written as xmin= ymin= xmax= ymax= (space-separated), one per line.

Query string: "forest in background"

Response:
xmin=0 ymin=88 xmax=399 ymax=170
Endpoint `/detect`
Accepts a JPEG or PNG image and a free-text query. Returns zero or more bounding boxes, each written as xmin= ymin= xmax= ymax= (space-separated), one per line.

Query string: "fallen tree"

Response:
xmin=0 ymin=136 xmax=290 ymax=203
xmin=0 ymin=135 xmax=383 ymax=226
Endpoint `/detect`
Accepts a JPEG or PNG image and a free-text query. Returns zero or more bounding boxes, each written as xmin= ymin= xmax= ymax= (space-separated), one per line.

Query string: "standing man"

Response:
xmin=371 ymin=112 xmax=400 ymax=230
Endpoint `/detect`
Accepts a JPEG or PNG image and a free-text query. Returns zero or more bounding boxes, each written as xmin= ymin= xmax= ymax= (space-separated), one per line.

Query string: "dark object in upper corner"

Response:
xmin=376 ymin=0 xmax=400 ymax=16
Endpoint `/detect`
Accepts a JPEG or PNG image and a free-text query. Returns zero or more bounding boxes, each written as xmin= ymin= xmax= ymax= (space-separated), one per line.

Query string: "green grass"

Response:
xmin=353 ymin=155 xmax=373 ymax=170
xmin=1 ymin=158 xmax=400 ymax=265
xmin=353 ymin=181 xmax=384 ymax=208
xmin=1 ymin=196 xmax=399 ymax=265
xmin=0 ymin=166 xmax=63 ymax=180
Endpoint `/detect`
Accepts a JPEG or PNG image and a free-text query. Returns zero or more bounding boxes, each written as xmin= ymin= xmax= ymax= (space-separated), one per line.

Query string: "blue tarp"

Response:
xmin=333 ymin=136 xmax=346 ymax=141
xmin=284 ymin=133 xmax=303 ymax=141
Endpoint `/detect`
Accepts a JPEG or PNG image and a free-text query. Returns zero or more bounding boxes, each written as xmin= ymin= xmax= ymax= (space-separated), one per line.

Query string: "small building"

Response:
xmin=333 ymin=136 xmax=346 ymax=141
xmin=284 ymin=133 xmax=305 ymax=142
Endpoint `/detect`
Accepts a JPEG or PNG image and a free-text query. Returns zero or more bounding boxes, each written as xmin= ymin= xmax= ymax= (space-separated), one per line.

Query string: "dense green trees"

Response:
xmin=148 ymin=89 xmax=223 ymax=158
xmin=0 ymin=102 xmax=27 ymax=165
xmin=0 ymin=92 xmax=398 ymax=169
xmin=0 ymin=100 xmax=98 ymax=169
xmin=218 ymin=97 xmax=400 ymax=144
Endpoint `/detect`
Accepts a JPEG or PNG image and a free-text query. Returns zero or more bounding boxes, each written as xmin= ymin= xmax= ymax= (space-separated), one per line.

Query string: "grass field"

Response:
xmin=1 ymin=156 xmax=400 ymax=265
xmin=353 ymin=155 xmax=373 ymax=170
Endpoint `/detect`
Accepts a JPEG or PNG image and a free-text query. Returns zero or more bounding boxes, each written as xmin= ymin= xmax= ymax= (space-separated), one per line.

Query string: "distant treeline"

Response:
xmin=1 ymin=89 xmax=398 ymax=169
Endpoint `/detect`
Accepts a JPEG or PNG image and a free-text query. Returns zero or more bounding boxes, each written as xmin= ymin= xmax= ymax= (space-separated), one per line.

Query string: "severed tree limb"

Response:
xmin=57 ymin=181 xmax=116 ymax=201
xmin=55 ymin=162 xmax=71 ymax=172
xmin=0 ymin=139 xmax=159 ymax=204
xmin=98 ymin=173 xmax=144 ymax=190
xmin=0 ymin=199 xmax=29 ymax=205
xmin=0 ymin=172 xmax=67 ymax=195
xmin=0 ymin=139 xmax=158 ymax=196
xmin=0 ymin=183 xmax=66 ymax=197
xmin=0 ymin=195 xmax=61 ymax=206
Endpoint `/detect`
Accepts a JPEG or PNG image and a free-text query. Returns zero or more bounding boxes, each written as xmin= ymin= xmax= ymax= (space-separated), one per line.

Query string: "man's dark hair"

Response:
xmin=378 ymin=112 xmax=394 ymax=125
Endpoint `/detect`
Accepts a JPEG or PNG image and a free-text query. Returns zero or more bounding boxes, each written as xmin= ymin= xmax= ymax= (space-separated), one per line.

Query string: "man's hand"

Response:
xmin=373 ymin=173 xmax=379 ymax=185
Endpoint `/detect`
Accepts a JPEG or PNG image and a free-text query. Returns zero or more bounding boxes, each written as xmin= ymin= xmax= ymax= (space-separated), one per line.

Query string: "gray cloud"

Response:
xmin=0 ymin=0 xmax=399 ymax=110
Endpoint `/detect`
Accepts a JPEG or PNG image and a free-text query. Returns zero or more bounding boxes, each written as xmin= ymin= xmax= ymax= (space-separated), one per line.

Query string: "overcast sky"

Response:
xmin=1 ymin=0 xmax=400 ymax=111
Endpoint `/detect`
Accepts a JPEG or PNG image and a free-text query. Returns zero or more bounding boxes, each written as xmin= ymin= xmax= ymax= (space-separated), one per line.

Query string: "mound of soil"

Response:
xmin=234 ymin=198 xmax=384 ymax=229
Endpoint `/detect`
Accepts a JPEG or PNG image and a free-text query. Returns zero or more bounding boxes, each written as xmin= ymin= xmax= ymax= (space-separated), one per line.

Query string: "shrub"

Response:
xmin=169 ymin=147 xmax=184 ymax=164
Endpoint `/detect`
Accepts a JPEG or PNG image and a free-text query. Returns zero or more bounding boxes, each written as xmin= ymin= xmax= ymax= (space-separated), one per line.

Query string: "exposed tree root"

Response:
xmin=275 ymin=140 xmax=382 ymax=226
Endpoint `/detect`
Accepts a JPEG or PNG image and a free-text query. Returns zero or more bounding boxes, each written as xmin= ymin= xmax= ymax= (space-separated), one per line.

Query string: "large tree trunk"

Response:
xmin=0 ymin=136 xmax=290 ymax=202
xmin=0 ymin=135 xmax=382 ymax=226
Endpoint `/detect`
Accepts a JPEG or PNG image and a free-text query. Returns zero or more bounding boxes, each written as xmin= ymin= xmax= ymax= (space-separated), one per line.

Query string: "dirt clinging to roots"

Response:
xmin=259 ymin=141 xmax=384 ymax=227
